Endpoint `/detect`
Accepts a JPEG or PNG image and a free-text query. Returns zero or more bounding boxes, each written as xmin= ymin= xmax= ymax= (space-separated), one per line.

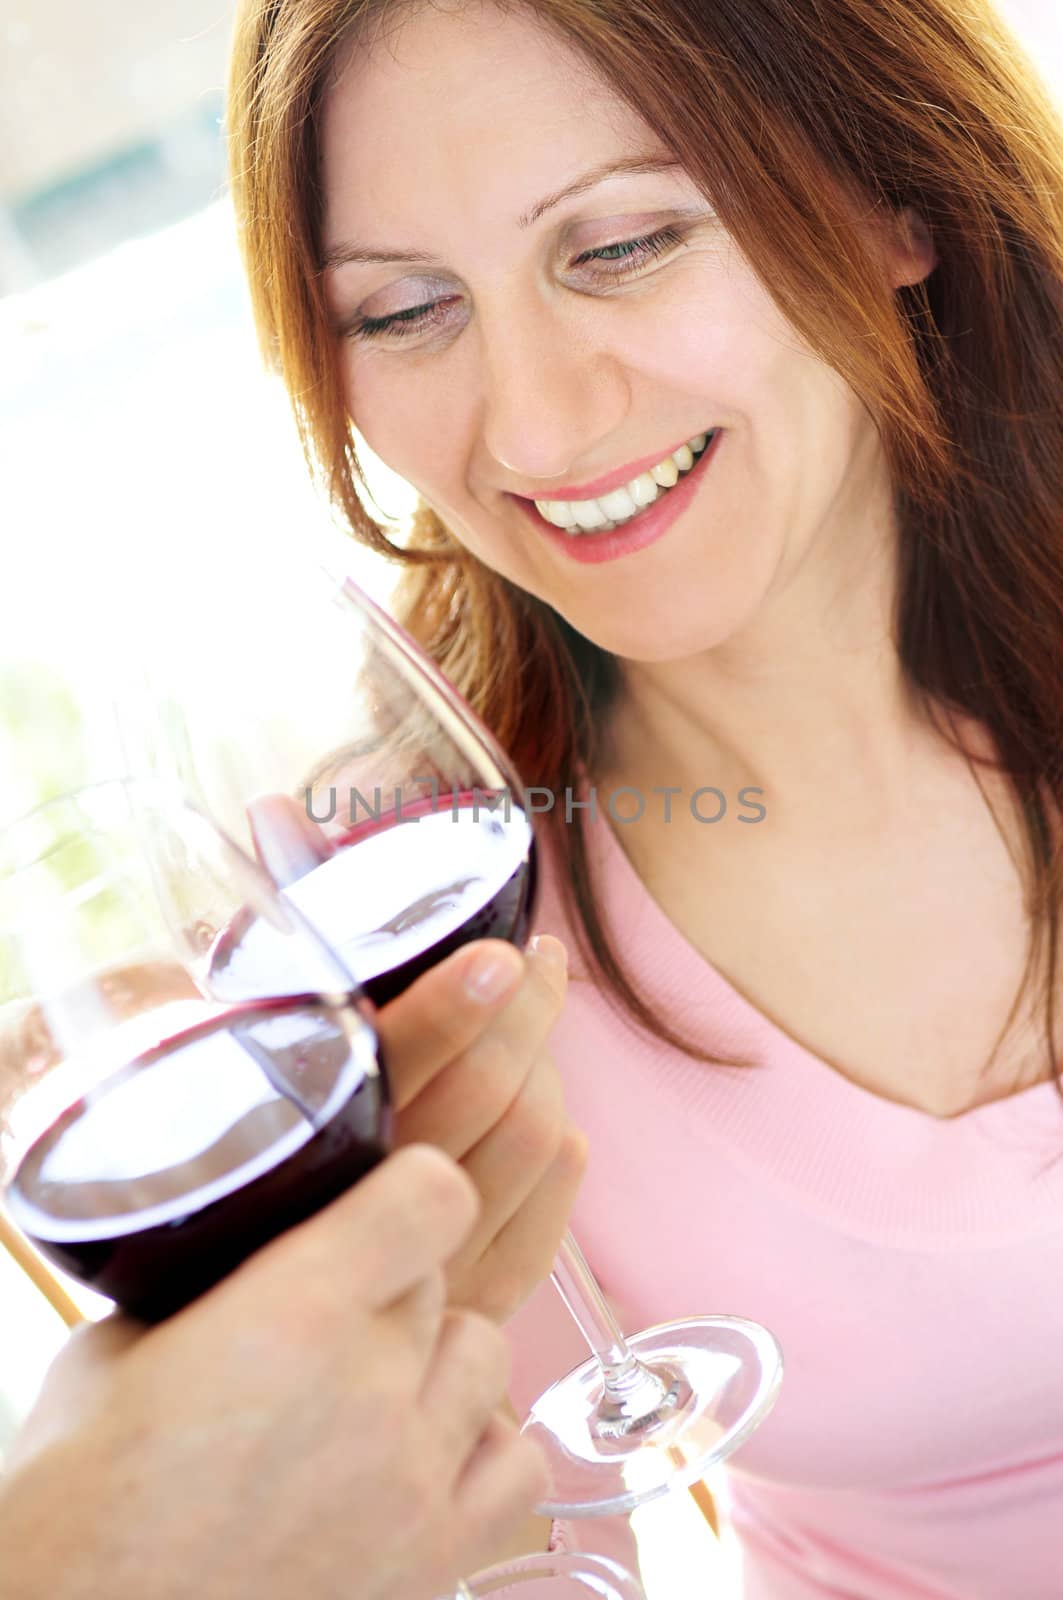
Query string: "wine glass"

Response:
xmin=0 ymin=778 xmax=387 ymax=1322
xmin=0 ymin=778 xmax=646 ymax=1600
xmin=449 ymin=1551 xmax=647 ymax=1598
xmin=119 ymin=564 xmax=783 ymax=1516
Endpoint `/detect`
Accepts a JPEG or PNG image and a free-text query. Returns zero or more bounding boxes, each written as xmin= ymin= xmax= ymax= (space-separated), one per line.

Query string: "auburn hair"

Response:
xmin=227 ymin=0 xmax=1063 ymax=1089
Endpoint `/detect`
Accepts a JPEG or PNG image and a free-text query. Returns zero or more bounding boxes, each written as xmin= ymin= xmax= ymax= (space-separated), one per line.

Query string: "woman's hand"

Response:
xmin=375 ymin=934 xmax=588 ymax=1323
xmin=242 ymin=794 xmax=585 ymax=1320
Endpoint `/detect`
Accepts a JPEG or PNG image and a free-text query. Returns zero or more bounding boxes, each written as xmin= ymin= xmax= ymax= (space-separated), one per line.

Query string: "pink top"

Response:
xmin=502 ymin=800 xmax=1063 ymax=1597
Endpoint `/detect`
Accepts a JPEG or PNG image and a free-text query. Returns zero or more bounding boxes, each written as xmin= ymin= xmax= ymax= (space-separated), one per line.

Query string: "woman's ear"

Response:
xmin=887 ymin=204 xmax=938 ymax=288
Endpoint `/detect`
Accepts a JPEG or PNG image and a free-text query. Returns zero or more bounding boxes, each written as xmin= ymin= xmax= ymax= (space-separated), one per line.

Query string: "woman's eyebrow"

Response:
xmin=320 ymin=154 xmax=685 ymax=271
xmin=517 ymin=154 xmax=684 ymax=228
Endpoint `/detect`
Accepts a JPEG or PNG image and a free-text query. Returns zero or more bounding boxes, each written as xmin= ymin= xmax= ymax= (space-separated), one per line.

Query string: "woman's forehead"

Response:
xmin=320 ymin=4 xmax=658 ymax=229
xmin=322 ymin=2 xmax=644 ymax=168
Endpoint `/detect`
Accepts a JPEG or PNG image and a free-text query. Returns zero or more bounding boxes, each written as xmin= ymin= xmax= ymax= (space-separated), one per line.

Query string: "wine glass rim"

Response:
xmin=0 ymin=774 xmax=369 ymax=1008
xmin=1 ymin=775 xmax=193 ymax=835
xmin=0 ymin=777 xmax=198 ymax=878
xmin=318 ymin=565 xmax=529 ymax=805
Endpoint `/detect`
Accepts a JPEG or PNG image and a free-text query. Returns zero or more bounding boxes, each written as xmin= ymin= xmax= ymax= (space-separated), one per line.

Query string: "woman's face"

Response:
xmin=319 ymin=1 xmax=915 ymax=662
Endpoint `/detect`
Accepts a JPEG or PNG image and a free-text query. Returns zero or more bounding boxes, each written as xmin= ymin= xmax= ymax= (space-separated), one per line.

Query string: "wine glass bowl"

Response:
xmin=121 ymin=570 xmax=539 ymax=1011
xmin=0 ymin=779 xmax=388 ymax=1322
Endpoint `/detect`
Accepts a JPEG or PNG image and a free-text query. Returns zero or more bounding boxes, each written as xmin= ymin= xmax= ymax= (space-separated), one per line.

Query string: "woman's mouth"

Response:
xmin=514 ymin=428 xmax=722 ymax=566
xmin=532 ymin=430 xmax=716 ymax=534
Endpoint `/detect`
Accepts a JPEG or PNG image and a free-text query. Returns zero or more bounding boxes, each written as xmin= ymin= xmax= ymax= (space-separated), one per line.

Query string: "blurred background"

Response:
xmin=0 ymin=0 xmax=411 ymax=834
xmin=0 ymin=1 xmax=1060 ymax=1589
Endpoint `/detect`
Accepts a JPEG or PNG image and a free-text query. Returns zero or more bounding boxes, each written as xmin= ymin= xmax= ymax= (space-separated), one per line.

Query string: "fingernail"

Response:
xmin=464 ymin=947 xmax=520 ymax=1003
xmin=530 ymin=934 xmax=567 ymax=976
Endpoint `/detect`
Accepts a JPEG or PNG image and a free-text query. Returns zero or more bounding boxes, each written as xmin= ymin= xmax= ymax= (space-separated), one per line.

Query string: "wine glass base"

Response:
xmin=522 ymin=1316 xmax=783 ymax=1519
xmin=449 ymin=1551 xmax=646 ymax=1598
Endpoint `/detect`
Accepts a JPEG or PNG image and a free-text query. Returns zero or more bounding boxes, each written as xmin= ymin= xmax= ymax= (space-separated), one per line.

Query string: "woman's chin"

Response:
xmin=551 ymin=603 xmax=749 ymax=667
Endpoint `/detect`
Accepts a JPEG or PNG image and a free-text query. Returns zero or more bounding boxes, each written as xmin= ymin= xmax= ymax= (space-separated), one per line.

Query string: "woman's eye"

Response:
xmin=346 ymin=294 xmax=464 ymax=343
xmin=342 ymin=226 xmax=685 ymax=345
xmin=571 ymin=225 xmax=686 ymax=279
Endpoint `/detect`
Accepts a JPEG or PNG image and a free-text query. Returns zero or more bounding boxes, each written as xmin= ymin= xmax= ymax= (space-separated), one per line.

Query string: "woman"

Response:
xmin=226 ymin=1 xmax=1063 ymax=1594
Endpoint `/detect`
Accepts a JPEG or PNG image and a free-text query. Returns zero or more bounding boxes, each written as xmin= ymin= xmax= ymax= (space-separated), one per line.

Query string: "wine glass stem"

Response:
xmin=550 ymin=1231 xmax=674 ymax=1422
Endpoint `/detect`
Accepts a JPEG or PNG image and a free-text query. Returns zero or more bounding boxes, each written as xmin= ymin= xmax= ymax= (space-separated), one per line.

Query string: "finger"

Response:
xmin=32 ymin=1314 xmax=145 ymax=1398
xmin=419 ymin=1309 xmax=512 ymax=1476
xmin=451 ymin=1412 xmax=551 ymax=1543
xmin=4 ymin=1314 xmax=144 ymax=1472
xmin=65 ymin=1313 xmax=144 ymax=1364
xmin=435 ymin=1051 xmax=565 ymax=1267
xmin=392 ymin=941 xmax=567 ymax=1155
xmin=343 ymin=1145 xmax=482 ymax=1310
xmin=248 ymin=1143 xmax=481 ymax=1312
xmin=374 ymin=940 xmax=526 ymax=1110
xmin=374 ymin=1265 xmax=448 ymax=1374
xmin=447 ymin=1125 xmax=589 ymax=1322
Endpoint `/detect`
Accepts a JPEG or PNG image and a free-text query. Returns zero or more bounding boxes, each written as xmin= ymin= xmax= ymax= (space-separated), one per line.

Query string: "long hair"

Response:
xmin=227 ymin=0 xmax=1063 ymax=1088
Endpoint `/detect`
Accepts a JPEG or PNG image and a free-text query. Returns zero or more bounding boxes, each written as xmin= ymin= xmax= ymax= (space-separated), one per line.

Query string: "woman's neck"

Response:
xmin=599 ymin=494 xmax=941 ymax=842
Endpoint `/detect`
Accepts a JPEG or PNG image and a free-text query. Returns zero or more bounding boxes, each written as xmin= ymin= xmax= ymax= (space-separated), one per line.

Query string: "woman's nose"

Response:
xmin=476 ymin=296 xmax=629 ymax=484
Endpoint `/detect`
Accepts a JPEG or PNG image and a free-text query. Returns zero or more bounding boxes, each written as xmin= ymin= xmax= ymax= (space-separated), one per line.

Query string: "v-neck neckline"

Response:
xmin=543 ymin=803 xmax=1063 ymax=1243
xmin=589 ymin=801 xmax=1062 ymax=1129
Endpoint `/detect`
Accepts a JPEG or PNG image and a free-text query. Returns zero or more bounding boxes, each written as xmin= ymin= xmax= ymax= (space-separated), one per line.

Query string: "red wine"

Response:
xmin=5 ymin=996 xmax=389 ymax=1321
xmin=224 ymin=797 xmax=537 ymax=1007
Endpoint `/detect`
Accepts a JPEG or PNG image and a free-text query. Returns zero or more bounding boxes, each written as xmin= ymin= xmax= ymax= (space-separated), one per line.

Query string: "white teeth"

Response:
xmin=650 ymin=457 xmax=680 ymax=489
xmin=533 ymin=430 xmax=713 ymax=534
xmin=597 ymin=485 xmax=639 ymax=521
xmin=572 ymin=499 xmax=611 ymax=530
xmin=630 ymin=473 xmax=661 ymax=508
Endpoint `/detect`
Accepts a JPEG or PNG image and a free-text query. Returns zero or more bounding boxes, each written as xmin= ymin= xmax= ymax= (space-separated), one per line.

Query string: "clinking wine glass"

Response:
xmin=0 ymin=780 xmax=646 ymax=1600
xmin=120 ymin=564 xmax=784 ymax=1517
xmin=0 ymin=778 xmax=388 ymax=1324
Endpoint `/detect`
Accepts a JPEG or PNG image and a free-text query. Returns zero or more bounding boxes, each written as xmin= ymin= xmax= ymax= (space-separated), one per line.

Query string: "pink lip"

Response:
xmin=512 ymin=433 xmax=712 ymax=503
xmin=516 ymin=428 xmax=722 ymax=566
